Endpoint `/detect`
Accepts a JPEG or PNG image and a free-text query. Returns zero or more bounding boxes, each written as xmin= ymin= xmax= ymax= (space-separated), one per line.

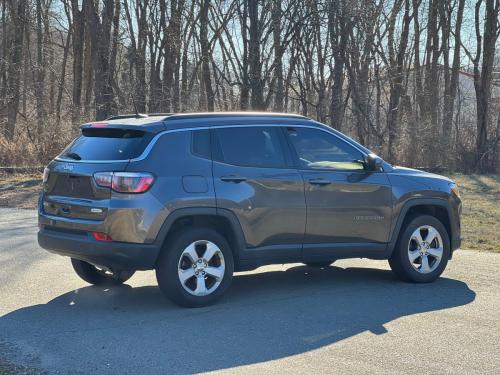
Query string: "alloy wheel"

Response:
xmin=407 ymin=225 xmax=444 ymax=274
xmin=177 ymin=240 xmax=225 ymax=296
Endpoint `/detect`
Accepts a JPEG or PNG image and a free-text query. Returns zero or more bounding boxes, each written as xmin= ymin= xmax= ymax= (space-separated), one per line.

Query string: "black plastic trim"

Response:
xmin=153 ymin=207 xmax=247 ymax=259
xmin=38 ymin=228 xmax=159 ymax=270
xmin=387 ymin=198 xmax=459 ymax=257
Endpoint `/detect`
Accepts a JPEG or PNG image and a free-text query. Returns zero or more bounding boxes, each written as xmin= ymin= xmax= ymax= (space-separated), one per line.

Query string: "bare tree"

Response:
xmin=384 ymin=0 xmax=411 ymax=163
xmin=328 ymin=0 xmax=348 ymax=131
xmin=200 ymin=0 xmax=214 ymax=111
xmin=4 ymin=0 xmax=27 ymax=140
xmin=0 ymin=0 xmax=498 ymax=173
xmin=468 ymin=0 xmax=500 ymax=172
xmin=87 ymin=0 xmax=116 ymax=120
xmin=69 ymin=0 xmax=85 ymax=124
xmin=248 ymin=0 xmax=265 ymax=110
xmin=124 ymin=0 xmax=148 ymax=112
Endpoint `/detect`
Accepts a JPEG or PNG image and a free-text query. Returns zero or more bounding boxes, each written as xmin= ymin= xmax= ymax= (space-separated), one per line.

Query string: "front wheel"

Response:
xmin=71 ymin=258 xmax=135 ymax=286
xmin=389 ymin=215 xmax=450 ymax=283
xmin=156 ymin=228 xmax=234 ymax=308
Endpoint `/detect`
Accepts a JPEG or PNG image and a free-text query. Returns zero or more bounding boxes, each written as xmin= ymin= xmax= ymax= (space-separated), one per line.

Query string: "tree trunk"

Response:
xmin=108 ymin=0 xmax=120 ymax=115
xmin=88 ymin=0 xmax=115 ymax=120
xmin=34 ymin=0 xmax=46 ymax=136
xmin=329 ymin=0 xmax=347 ymax=131
xmin=441 ymin=0 xmax=465 ymax=167
xmin=83 ymin=0 xmax=94 ymax=118
xmin=271 ymin=0 xmax=283 ymax=111
xmin=386 ymin=0 xmax=410 ymax=163
xmin=239 ymin=0 xmax=250 ymax=110
xmin=5 ymin=0 xmax=27 ymax=140
xmin=248 ymin=0 xmax=264 ymax=110
xmin=200 ymin=0 xmax=214 ymax=111
xmin=473 ymin=0 xmax=499 ymax=172
xmin=70 ymin=0 xmax=85 ymax=124
xmin=56 ymin=19 xmax=72 ymax=126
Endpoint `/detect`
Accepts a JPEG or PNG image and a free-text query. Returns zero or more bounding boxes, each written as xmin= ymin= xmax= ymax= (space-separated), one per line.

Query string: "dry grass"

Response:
xmin=0 ymin=136 xmax=40 ymax=168
xmin=450 ymin=174 xmax=500 ymax=252
xmin=0 ymin=130 xmax=73 ymax=168
xmin=0 ymin=173 xmax=42 ymax=210
xmin=0 ymin=172 xmax=498 ymax=252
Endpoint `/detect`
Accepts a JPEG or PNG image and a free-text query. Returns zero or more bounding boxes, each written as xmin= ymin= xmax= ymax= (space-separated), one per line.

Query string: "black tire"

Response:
xmin=71 ymin=258 xmax=135 ymax=286
xmin=389 ymin=215 xmax=450 ymax=283
xmin=303 ymin=261 xmax=335 ymax=267
xmin=155 ymin=227 xmax=234 ymax=308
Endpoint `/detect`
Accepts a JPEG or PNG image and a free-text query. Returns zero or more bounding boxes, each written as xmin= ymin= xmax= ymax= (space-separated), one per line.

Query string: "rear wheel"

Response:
xmin=71 ymin=258 xmax=135 ymax=286
xmin=303 ymin=261 xmax=335 ymax=267
xmin=389 ymin=215 xmax=450 ymax=283
xmin=156 ymin=228 xmax=234 ymax=308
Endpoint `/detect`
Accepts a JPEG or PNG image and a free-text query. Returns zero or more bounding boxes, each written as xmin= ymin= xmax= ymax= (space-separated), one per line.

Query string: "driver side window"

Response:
xmin=287 ymin=128 xmax=365 ymax=171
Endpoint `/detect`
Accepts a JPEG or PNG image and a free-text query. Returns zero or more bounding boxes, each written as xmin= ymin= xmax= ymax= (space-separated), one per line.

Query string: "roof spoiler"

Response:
xmin=106 ymin=114 xmax=148 ymax=120
xmin=106 ymin=113 xmax=176 ymax=120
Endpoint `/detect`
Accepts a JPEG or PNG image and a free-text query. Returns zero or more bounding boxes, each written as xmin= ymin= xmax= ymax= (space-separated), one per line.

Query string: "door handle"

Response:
xmin=308 ymin=178 xmax=331 ymax=186
xmin=220 ymin=175 xmax=247 ymax=183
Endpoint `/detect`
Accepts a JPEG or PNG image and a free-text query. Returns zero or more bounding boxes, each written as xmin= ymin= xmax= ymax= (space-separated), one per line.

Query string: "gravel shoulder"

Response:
xmin=0 ymin=209 xmax=499 ymax=374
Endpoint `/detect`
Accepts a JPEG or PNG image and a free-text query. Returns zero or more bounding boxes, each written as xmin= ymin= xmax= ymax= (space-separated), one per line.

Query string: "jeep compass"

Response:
xmin=38 ymin=112 xmax=462 ymax=307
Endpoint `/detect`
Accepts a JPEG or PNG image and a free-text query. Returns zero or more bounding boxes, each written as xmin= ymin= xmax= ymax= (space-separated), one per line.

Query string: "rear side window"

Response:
xmin=191 ymin=130 xmax=211 ymax=159
xmin=60 ymin=128 xmax=153 ymax=161
xmin=213 ymin=127 xmax=287 ymax=168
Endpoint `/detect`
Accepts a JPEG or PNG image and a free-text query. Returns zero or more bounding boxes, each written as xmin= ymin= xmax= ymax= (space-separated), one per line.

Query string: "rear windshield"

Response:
xmin=60 ymin=128 xmax=152 ymax=161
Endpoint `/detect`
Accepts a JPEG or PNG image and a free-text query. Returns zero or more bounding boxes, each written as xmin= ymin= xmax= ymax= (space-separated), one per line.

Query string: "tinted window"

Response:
xmin=214 ymin=127 xmax=287 ymax=168
xmin=191 ymin=130 xmax=211 ymax=159
xmin=60 ymin=128 xmax=152 ymax=161
xmin=287 ymin=128 xmax=365 ymax=170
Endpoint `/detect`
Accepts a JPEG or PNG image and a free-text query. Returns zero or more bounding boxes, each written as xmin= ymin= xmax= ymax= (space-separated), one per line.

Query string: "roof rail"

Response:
xmin=147 ymin=113 xmax=175 ymax=117
xmin=165 ymin=112 xmax=310 ymax=121
xmin=106 ymin=114 xmax=148 ymax=120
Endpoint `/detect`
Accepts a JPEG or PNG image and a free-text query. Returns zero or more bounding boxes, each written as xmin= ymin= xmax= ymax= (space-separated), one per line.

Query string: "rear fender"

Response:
xmin=152 ymin=207 xmax=246 ymax=262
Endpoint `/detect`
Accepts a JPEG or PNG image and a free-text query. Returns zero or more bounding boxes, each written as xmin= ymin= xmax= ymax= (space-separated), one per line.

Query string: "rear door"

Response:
xmin=284 ymin=127 xmax=392 ymax=254
xmin=212 ymin=126 xmax=306 ymax=259
xmin=42 ymin=127 xmax=152 ymax=221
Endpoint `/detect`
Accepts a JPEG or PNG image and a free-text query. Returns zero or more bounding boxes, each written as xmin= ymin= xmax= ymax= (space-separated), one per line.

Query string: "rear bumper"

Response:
xmin=38 ymin=227 xmax=160 ymax=270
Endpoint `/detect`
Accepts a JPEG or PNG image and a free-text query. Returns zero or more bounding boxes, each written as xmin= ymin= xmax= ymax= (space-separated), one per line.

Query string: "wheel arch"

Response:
xmin=153 ymin=207 xmax=246 ymax=266
xmin=388 ymin=198 xmax=453 ymax=257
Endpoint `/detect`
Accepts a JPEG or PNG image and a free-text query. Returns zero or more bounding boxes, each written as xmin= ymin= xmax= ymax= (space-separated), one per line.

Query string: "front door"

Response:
xmin=285 ymin=127 xmax=392 ymax=255
xmin=212 ymin=126 xmax=306 ymax=260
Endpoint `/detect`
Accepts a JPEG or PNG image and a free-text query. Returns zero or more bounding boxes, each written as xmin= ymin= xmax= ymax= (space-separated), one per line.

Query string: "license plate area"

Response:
xmin=43 ymin=197 xmax=107 ymax=220
xmin=49 ymin=174 xmax=95 ymax=199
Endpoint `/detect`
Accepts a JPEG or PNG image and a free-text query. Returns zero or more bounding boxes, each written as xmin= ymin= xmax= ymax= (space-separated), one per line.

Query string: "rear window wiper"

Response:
xmin=63 ymin=152 xmax=82 ymax=160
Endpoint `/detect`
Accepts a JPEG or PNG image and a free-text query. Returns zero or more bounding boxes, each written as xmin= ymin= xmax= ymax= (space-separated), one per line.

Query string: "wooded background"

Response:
xmin=0 ymin=0 xmax=499 ymax=172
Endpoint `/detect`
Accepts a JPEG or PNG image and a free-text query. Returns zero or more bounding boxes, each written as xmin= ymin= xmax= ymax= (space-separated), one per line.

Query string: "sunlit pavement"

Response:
xmin=0 ymin=208 xmax=499 ymax=374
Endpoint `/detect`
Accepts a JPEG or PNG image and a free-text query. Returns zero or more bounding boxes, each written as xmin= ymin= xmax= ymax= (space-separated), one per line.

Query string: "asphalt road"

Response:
xmin=0 ymin=208 xmax=499 ymax=374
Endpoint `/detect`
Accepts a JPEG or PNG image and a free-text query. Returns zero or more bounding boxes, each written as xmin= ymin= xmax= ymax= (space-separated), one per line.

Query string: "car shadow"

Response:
xmin=0 ymin=265 xmax=475 ymax=373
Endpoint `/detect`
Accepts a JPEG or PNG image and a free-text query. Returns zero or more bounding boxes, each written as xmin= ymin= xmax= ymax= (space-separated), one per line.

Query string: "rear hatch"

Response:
xmin=42 ymin=126 xmax=155 ymax=221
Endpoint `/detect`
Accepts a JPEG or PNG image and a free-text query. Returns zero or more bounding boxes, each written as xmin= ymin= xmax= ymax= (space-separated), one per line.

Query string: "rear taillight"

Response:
xmin=93 ymin=172 xmax=154 ymax=193
xmin=112 ymin=173 xmax=154 ymax=193
xmin=93 ymin=172 xmax=113 ymax=188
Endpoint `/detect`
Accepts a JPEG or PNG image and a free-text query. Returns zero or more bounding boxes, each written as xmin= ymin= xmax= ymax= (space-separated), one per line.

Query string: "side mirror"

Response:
xmin=365 ymin=154 xmax=383 ymax=171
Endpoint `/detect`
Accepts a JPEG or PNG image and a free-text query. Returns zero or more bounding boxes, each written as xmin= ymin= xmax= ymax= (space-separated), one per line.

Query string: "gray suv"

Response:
xmin=38 ymin=112 xmax=462 ymax=307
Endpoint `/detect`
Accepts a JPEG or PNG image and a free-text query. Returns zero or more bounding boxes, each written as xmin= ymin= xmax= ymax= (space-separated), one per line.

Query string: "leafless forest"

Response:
xmin=0 ymin=0 xmax=499 ymax=172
